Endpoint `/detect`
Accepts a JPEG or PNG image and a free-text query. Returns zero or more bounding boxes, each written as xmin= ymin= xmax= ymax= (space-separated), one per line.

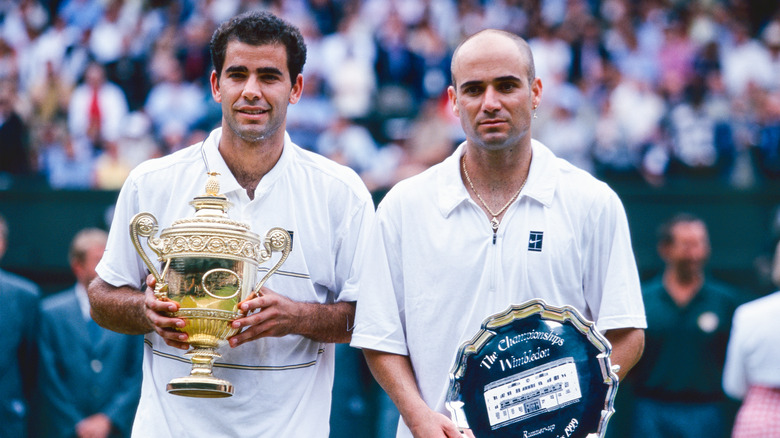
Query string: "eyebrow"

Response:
xmin=459 ymin=75 xmax=523 ymax=91
xmin=224 ymin=66 xmax=284 ymax=76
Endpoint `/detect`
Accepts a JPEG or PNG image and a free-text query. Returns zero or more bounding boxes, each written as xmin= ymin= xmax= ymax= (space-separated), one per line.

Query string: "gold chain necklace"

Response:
xmin=462 ymin=154 xmax=527 ymax=234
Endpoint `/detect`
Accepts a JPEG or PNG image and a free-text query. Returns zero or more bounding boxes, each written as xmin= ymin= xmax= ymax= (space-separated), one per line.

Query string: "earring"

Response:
xmin=533 ymin=105 xmax=538 ymax=119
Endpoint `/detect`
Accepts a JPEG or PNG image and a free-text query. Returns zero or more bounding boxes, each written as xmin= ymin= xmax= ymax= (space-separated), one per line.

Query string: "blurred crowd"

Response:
xmin=0 ymin=0 xmax=779 ymax=193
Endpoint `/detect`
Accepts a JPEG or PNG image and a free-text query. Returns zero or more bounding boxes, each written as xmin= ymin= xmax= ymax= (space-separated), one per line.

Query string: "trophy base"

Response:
xmin=166 ymin=375 xmax=234 ymax=398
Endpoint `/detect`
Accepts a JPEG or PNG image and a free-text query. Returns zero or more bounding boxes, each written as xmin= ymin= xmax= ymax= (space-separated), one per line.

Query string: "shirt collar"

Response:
xmin=202 ymin=128 xmax=293 ymax=198
xmin=436 ymin=139 xmax=558 ymax=218
xmin=74 ymin=282 xmax=91 ymax=321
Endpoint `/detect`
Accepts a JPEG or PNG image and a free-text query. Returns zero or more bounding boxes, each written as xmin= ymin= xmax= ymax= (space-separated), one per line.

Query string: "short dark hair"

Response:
xmin=657 ymin=213 xmax=706 ymax=246
xmin=210 ymin=11 xmax=307 ymax=83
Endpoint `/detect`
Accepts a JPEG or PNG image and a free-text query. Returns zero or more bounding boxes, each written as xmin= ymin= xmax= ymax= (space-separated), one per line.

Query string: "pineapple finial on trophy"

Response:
xmin=205 ymin=172 xmax=221 ymax=196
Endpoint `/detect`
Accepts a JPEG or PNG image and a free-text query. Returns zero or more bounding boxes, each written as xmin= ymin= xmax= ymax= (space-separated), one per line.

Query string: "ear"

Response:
xmin=531 ymin=77 xmax=543 ymax=109
xmin=210 ymin=70 xmax=221 ymax=103
xmin=289 ymin=74 xmax=304 ymax=104
xmin=447 ymin=85 xmax=459 ymax=118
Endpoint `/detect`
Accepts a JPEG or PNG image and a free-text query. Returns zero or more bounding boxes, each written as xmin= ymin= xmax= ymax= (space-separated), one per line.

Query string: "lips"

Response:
xmin=478 ymin=119 xmax=507 ymax=128
xmin=236 ymin=107 xmax=268 ymax=115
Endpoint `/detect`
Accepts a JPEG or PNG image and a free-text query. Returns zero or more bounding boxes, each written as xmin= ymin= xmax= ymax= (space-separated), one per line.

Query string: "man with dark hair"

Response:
xmin=88 ymin=11 xmax=374 ymax=437
xmin=0 ymin=213 xmax=40 ymax=438
xmin=351 ymin=29 xmax=646 ymax=437
xmin=629 ymin=213 xmax=744 ymax=438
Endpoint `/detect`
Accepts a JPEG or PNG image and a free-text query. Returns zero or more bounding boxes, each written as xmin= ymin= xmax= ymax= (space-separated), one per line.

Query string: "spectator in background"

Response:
xmin=37 ymin=228 xmax=143 ymax=438
xmin=629 ymin=213 xmax=745 ymax=438
xmin=113 ymin=111 xmax=161 ymax=170
xmin=722 ymin=239 xmax=780 ymax=437
xmin=665 ymin=82 xmax=736 ymax=179
xmin=764 ymin=19 xmax=780 ymax=92
xmin=593 ymin=61 xmax=666 ymax=184
xmin=373 ymin=9 xmax=424 ymax=118
xmin=316 ymin=116 xmax=378 ymax=175
xmin=721 ymin=21 xmax=774 ymax=100
xmin=753 ymin=91 xmax=780 ymax=180
xmin=319 ymin=7 xmax=376 ymax=120
xmin=93 ymin=139 xmax=133 ymax=190
xmin=0 ymin=81 xmax=33 ymax=186
xmin=28 ymin=59 xmax=72 ymax=130
xmin=37 ymin=124 xmax=95 ymax=190
xmin=0 ymin=213 xmax=41 ymax=438
xmin=57 ymin=0 xmax=105 ymax=34
xmin=286 ymin=72 xmax=336 ymax=151
xmin=67 ymin=61 xmax=129 ymax=153
xmin=143 ymin=54 xmax=208 ymax=139
xmin=534 ymin=83 xmax=597 ymax=174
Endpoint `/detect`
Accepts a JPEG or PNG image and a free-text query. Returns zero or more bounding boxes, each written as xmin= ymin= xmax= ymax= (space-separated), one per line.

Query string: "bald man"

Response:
xmin=351 ymin=29 xmax=646 ymax=438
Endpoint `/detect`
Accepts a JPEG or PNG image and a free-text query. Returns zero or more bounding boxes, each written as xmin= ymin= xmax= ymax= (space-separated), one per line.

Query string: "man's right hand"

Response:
xmin=144 ymin=275 xmax=189 ymax=350
xmin=405 ymin=407 xmax=474 ymax=438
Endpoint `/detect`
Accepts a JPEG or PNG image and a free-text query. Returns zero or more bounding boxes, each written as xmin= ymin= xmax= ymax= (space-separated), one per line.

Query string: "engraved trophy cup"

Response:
xmin=129 ymin=172 xmax=291 ymax=398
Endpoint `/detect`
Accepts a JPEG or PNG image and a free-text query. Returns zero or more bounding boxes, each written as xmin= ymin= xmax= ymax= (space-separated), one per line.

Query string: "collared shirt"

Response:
xmin=723 ymin=291 xmax=780 ymax=399
xmin=352 ymin=140 xmax=645 ymax=436
xmin=74 ymin=282 xmax=91 ymax=321
xmin=96 ymin=128 xmax=374 ymax=438
xmin=632 ymin=276 xmax=743 ymax=402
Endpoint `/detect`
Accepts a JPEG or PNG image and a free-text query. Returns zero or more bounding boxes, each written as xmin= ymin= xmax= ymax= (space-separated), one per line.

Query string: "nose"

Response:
xmin=482 ymin=86 xmax=501 ymax=112
xmin=241 ymin=76 xmax=262 ymax=101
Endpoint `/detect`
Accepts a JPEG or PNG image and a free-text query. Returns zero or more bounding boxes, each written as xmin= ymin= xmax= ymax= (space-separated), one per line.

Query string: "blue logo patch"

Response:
xmin=528 ymin=231 xmax=543 ymax=252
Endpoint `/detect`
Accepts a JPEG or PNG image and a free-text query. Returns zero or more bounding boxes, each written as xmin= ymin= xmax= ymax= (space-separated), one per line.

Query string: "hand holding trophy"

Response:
xmin=129 ymin=172 xmax=291 ymax=398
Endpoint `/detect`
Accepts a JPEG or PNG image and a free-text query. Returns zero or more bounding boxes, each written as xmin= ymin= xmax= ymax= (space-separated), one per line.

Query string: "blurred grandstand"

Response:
xmin=1 ymin=0 xmax=780 ymax=297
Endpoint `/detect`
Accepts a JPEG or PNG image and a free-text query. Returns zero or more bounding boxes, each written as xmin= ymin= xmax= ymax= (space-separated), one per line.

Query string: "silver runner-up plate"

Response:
xmin=446 ymin=299 xmax=619 ymax=438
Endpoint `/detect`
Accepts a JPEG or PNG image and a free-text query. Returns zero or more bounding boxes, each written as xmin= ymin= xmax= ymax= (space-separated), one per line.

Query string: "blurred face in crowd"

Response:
xmin=448 ymin=31 xmax=542 ymax=152
xmin=210 ymin=40 xmax=303 ymax=146
xmin=72 ymin=241 xmax=106 ymax=288
xmin=661 ymin=220 xmax=711 ymax=279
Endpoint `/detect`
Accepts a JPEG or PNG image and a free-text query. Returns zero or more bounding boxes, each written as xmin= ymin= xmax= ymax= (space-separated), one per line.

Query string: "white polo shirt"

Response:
xmin=97 ymin=128 xmax=374 ymax=437
xmin=723 ymin=291 xmax=780 ymax=399
xmin=351 ymin=140 xmax=646 ymax=437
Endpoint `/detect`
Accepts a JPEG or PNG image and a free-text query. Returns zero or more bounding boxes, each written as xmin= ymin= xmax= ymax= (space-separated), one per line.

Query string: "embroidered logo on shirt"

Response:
xmin=528 ymin=231 xmax=543 ymax=252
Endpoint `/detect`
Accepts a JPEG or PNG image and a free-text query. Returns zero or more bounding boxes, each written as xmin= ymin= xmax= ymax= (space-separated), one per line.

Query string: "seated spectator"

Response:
xmin=753 ymin=92 xmax=780 ymax=180
xmin=0 ymin=81 xmax=33 ymax=185
xmin=143 ymin=55 xmax=207 ymax=138
xmin=316 ymin=116 xmax=378 ymax=175
xmin=665 ymin=82 xmax=736 ymax=179
xmin=67 ymin=61 xmax=129 ymax=151
xmin=37 ymin=124 xmax=94 ymax=190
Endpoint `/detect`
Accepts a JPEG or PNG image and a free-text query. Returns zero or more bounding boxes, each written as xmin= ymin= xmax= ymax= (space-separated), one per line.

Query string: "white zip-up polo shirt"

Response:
xmin=97 ymin=128 xmax=374 ymax=437
xmin=351 ymin=140 xmax=646 ymax=437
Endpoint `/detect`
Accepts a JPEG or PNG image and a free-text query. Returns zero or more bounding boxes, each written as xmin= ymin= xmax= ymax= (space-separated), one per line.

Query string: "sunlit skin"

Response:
xmin=660 ymin=220 xmax=710 ymax=306
xmin=448 ymin=32 xmax=541 ymax=160
xmin=663 ymin=221 xmax=710 ymax=280
xmin=210 ymin=41 xmax=303 ymax=194
xmin=447 ymin=31 xmax=542 ymax=209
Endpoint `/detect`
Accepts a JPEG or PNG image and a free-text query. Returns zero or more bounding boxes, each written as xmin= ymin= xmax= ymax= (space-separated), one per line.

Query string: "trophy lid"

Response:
xmin=156 ymin=172 xmax=261 ymax=261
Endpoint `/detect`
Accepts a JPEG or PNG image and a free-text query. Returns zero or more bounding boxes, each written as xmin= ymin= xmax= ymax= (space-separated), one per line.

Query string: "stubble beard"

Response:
xmin=225 ymin=113 xmax=282 ymax=144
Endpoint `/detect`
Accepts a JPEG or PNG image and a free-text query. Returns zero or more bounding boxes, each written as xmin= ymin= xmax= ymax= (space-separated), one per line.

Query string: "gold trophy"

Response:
xmin=129 ymin=172 xmax=291 ymax=398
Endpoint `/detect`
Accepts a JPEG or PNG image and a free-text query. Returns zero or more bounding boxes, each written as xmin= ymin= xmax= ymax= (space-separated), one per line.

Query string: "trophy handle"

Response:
xmin=129 ymin=212 xmax=167 ymax=297
xmin=253 ymin=227 xmax=292 ymax=295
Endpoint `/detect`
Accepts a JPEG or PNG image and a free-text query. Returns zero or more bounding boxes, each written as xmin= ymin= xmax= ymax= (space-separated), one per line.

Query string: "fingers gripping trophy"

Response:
xmin=129 ymin=172 xmax=291 ymax=398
